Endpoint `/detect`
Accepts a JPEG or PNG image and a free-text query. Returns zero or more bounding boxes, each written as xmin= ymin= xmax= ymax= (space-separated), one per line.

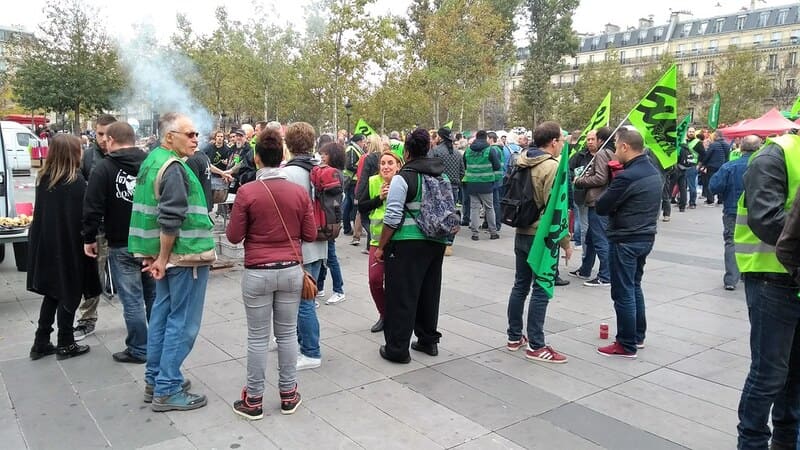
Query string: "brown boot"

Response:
xmin=444 ymin=245 xmax=453 ymax=256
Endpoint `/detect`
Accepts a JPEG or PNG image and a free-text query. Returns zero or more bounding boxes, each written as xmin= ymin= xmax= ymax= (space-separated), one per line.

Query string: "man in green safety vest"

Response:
xmin=734 ymin=133 xmax=800 ymax=449
xmin=462 ymin=130 xmax=501 ymax=240
xmin=129 ymin=112 xmax=216 ymax=413
xmin=685 ymin=127 xmax=704 ymax=209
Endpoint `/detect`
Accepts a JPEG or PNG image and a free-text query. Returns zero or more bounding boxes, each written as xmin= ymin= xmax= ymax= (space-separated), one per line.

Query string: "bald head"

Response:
xmin=741 ymin=135 xmax=762 ymax=153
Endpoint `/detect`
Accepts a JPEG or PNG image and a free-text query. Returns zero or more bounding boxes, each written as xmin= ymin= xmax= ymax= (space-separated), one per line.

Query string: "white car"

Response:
xmin=0 ymin=121 xmax=34 ymax=177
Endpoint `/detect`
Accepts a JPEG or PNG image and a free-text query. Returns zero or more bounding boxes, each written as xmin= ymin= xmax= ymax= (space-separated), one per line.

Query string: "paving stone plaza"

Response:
xmin=0 ymin=204 xmax=748 ymax=449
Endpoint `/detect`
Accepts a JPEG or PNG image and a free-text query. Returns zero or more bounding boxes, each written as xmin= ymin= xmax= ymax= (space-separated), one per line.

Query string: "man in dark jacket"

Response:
xmin=83 ymin=122 xmax=155 ymax=364
xmin=463 ymin=130 xmax=501 ymax=240
xmin=343 ymin=134 xmax=367 ymax=235
xmin=74 ymin=114 xmax=117 ymax=341
xmin=777 ymin=188 xmax=800 ymax=286
xmin=700 ymin=130 xmax=728 ymax=205
xmin=709 ymin=135 xmax=760 ymax=290
xmin=596 ymin=129 xmax=662 ymax=359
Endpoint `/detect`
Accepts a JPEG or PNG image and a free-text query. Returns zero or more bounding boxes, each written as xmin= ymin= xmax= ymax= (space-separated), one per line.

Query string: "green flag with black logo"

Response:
xmin=527 ymin=142 xmax=570 ymax=299
xmin=571 ymin=92 xmax=611 ymax=157
xmin=353 ymin=119 xmax=376 ymax=137
xmin=676 ymin=114 xmax=692 ymax=147
xmin=708 ymin=92 xmax=720 ymax=130
xmin=627 ymin=65 xmax=678 ymax=169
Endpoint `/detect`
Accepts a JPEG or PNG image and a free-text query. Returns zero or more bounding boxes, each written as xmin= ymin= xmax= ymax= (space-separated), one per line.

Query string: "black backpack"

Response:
xmin=500 ymin=165 xmax=541 ymax=228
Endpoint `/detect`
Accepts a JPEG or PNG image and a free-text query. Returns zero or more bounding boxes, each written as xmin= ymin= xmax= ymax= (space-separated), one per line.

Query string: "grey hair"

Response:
xmin=741 ymin=135 xmax=762 ymax=153
xmin=159 ymin=112 xmax=183 ymax=143
xmin=390 ymin=131 xmax=400 ymax=139
xmin=266 ymin=121 xmax=281 ymax=130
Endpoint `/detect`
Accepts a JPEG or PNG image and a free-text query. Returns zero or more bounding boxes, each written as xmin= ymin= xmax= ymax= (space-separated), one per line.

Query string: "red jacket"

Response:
xmin=226 ymin=176 xmax=317 ymax=266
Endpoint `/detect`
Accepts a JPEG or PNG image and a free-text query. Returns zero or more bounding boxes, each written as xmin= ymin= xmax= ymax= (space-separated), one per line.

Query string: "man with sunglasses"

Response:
xmin=129 ymin=113 xmax=216 ymax=412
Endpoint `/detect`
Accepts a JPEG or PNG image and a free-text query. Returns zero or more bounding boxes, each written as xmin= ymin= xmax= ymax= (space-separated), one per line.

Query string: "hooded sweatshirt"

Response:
xmin=383 ymin=157 xmax=445 ymax=228
xmin=463 ymin=138 xmax=501 ymax=195
xmin=82 ymin=147 xmax=148 ymax=247
xmin=514 ymin=147 xmax=560 ymax=236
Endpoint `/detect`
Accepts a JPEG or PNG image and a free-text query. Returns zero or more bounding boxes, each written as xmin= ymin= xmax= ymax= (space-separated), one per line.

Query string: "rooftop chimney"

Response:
xmin=605 ymin=23 xmax=621 ymax=34
xmin=639 ymin=17 xmax=654 ymax=29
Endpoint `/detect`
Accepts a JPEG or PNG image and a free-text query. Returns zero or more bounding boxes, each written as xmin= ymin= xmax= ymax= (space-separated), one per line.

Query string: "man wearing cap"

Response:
xmin=343 ymin=134 xmax=367 ymax=236
xmin=431 ymin=127 xmax=465 ymax=256
xmin=389 ymin=131 xmax=404 ymax=161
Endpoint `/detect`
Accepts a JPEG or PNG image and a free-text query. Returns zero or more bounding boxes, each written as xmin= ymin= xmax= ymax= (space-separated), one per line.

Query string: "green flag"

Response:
xmin=572 ymin=92 xmax=611 ymax=157
xmin=708 ymin=92 xmax=721 ymax=130
xmin=627 ymin=65 xmax=679 ymax=169
xmin=354 ymin=119 xmax=376 ymax=137
xmin=792 ymin=96 xmax=800 ymax=116
xmin=527 ymin=142 xmax=570 ymax=299
xmin=676 ymin=114 xmax=692 ymax=146
xmin=443 ymin=120 xmax=454 ymax=130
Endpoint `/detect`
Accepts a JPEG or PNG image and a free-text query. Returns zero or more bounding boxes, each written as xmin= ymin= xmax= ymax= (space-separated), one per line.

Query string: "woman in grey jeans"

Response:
xmin=226 ymin=127 xmax=317 ymax=419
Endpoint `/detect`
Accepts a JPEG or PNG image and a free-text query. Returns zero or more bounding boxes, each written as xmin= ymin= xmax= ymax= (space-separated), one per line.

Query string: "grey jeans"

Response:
xmin=242 ymin=266 xmax=302 ymax=395
xmin=470 ymin=193 xmax=497 ymax=233
xmin=723 ymin=214 xmax=739 ymax=287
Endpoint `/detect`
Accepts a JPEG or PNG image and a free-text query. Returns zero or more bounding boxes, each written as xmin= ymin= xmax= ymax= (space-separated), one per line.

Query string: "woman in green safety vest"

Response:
xmin=357 ymin=151 xmax=402 ymax=333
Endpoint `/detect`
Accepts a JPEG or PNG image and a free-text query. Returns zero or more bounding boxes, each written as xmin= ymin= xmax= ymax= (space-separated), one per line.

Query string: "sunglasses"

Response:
xmin=170 ymin=130 xmax=200 ymax=139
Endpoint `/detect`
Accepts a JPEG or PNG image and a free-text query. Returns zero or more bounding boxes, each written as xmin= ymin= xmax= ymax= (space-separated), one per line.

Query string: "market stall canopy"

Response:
xmin=720 ymin=108 xmax=799 ymax=138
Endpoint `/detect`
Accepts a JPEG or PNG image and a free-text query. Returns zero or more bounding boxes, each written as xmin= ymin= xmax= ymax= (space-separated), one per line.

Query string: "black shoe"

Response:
xmin=489 ymin=233 xmax=500 ymax=240
xmin=460 ymin=221 xmax=470 ymax=227
xmin=554 ymin=277 xmax=570 ymax=286
xmin=471 ymin=233 xmax=479 ymax=241
xmin=30 ymin=342 xmax=56 ymax=360
xmin=112 ymin=349 xmax=146 ymax=364
xmin=370 ymin=318 xmax=384 ymax=333
xmin=379 ymin=345 xmax=410 ymax=364
xmin=56 ymin=343 xmax=90 ymax=360
xmin=411 ymin=341 xmax=438 ymax=356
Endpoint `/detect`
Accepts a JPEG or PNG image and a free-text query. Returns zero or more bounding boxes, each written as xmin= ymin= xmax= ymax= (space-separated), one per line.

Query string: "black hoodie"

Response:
xmin=82 ymin=147 xmax=148 ymax=247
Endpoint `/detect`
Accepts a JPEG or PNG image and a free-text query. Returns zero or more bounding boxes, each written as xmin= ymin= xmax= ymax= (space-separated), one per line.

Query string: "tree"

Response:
xmin=713 ymin=48 xmax=772 ymax=124
xmin=516 ymin=0 xmax=579 ymax=126
xmin=9 ymin=0 xmax=124 ymax=132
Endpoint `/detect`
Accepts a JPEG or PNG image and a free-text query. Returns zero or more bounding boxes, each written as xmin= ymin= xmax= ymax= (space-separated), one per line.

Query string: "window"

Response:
xmin=768 ymin=53 xmax=778 ymax=70
xmin=682 ymin=23 xmax=692 ymax=37
xmin=620 ymin=50 xmax=627 ymax=63
xmin=790 ymin=52 xmax=797 ymax=67
xmin=692 ymin=42 xmax=701 ymax=54
xmin=635 ymin=48 xmax=642 ymax=60
xmin=714 ymin=18 xmax=725 ymax=33
xmin=709 ymin=40 xmax=719 ymax=52
xmin=730 ymin=36 xmax=740 ymax=47
xmin=699 ymin=21 xmax=708 ymax=34
xmin=15 ymin=133 xmax=32 ymax=147
xmin=787 ymin=79 xmax=796 ymax=90
xmin=689 ymin=62 xmax=698 ymax=77
xmin=758 ymin=12 xmax=769 ymax=27
xmin=705 ymin=62 xmax=715 ymax=75
xmin=792 ymin=29 xmax=800 ymax=43
xmin=778 ymin=10 xmax=788 ymax=25
xmin=676 ymin=43 xmax=686 ymax=56
xmin=772 ymin=32 xmax=782 ymax=44
xmin=703 ymin=82 xmax=713 ymax=94
xmin=676 ymin=64 xmax=683 ymax=75
xmin=638 ymin=29 xmax=647 ymax=43
xmin=589 ymin=54 xmax=594 ymax=63
xmin=737 ymin=16 xmax=747 ymax=30
xmin=651 ymin=46 xmax=660 ymax=57
xmin=754 ymin=34 xmax=763 ymax=46
xmin=623 ymin=31 xmax=631 ymax=44
xmin=591 ymin=36 xmax=599 ymax=50
xmin=655 ymin=27 xmax=664 ymax=38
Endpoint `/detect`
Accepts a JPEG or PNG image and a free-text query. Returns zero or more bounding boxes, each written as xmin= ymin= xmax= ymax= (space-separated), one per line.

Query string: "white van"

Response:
xmin=0 ymin=121 xmax=34 ymax=176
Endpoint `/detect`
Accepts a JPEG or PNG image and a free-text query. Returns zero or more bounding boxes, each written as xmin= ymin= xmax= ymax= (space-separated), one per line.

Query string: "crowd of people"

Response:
xmin=19 ymin=111 xmax=800 ymax=449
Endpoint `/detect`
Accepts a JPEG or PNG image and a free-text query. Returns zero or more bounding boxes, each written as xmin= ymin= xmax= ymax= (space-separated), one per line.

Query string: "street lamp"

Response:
xmin=344 ymin=98 xmax=353 ymax=138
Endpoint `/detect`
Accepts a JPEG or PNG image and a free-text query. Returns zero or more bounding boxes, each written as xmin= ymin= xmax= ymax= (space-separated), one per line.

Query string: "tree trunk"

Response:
xmin=459 ymin=102 xmax=464 ymax=132
xmin=72 ymin=104 xmax=81 ymax=135
xmin=263 ymin=84 xmax=269 ymax=121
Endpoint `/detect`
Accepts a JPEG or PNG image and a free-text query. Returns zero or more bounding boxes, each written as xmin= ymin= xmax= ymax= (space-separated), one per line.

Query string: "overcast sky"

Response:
xmin=1 ymin=0 xmax=792 ymax=43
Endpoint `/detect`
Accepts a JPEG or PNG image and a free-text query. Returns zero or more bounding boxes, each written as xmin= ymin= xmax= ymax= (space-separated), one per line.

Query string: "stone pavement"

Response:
xmin=0 ymin=204 xmax=748 ymax=449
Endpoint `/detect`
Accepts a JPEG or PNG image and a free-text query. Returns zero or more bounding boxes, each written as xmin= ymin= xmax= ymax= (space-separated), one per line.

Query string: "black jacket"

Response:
xmin=596 ymin=154 xmax=662 ymax=243
xmin=702 ymin=137 xmax=728 ymax=170
xmin=186 ymin=150 xmax=213 ymax=212
xmin=204 ymin=142 xmax=231 ymax=172
xmin=80 ymin=142 xmax=105 ymax=181
xmin=356 ymin=152 xmax=380 ymax=214
xmin=82 ymin=147 xmax=147 ymax=247
xmin=742 ymin=144 xmax=791 ymax=247
xmin=776 ymin=186 xmax=800 ymax=286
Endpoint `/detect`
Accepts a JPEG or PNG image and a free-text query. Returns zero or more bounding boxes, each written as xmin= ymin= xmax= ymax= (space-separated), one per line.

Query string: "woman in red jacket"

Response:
xmin=226 ymin=128 xmax=317 ymax=420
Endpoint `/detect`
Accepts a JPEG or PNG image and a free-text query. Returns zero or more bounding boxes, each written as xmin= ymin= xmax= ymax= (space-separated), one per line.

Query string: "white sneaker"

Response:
xmin=326 ymin=292 xmax=346 ymax=305
xmin=315 ymin=300 xmax=320 ymax=308
xmin=296 ymin=354 xmax=321 ymax=371
xmin=316 ymin=290 xmax=326 ymax=298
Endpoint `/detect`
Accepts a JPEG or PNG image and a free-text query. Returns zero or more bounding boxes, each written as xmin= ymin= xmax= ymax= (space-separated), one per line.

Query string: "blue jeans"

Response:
xmin=461 ymin=187 xmax=470 ymax=225
xmin=317 ymin=240 xmax=344 ymax=294
xmin=506 ymin=234 xmax=550 ymax=349
xmin=145 ymin=266 xmax=209 ymax=397
xmin=107 ymin=247 xmax=155 ymax=360
xmin=686 ymin=166 xmax=698 ymax=206
xmin=298 ymin=260 xmax=322 ymax=359
xmin=737 ymin=276 xmax=800 ymax=450
xmin=609 ymin=240 xmax=653 ymax=354
xmin=492 ymin=186 xmax=502 ymax=232
xmin=723 ymin=214 xmax=740 ymax=287
xmin=342 ymin=182 xmax=356 ymax=234
xmin=578 ymin=207 xmax=610 ymax=282
xmin=572 ymin=207 xmax=582 ymax=245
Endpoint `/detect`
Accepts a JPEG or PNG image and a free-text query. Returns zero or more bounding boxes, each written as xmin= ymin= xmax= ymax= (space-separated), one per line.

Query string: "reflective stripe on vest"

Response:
xmin=463 ymin=147 xmax=496 ymax=183
xmin=128 ymin=147 xmax=215 ymax=257
xmin=344 ymin=144 xmax=364 ymax=180
xmin=368 ymin=175 xmax=387 ymax=247
xmin=734 ymin=135 xmax=800 ymax=274
xmin=391 ymin=174 xmax=428 ymax=241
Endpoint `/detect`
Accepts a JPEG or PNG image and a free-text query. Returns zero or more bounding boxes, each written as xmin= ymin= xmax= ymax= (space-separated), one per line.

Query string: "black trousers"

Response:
xmin=35 ymin=295 xmax=77 ymax=347
xmin=383 ymin=240 xmax=445 ymax=358
xmin=669 ymin=169 xmax=687 ymax=210
xmin=702 ymin=168 xmax=719 ymax=204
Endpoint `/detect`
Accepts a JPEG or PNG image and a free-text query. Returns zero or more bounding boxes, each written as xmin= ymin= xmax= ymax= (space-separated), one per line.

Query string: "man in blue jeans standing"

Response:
xmin=83 ymin=121 xmax=155 ymax=364
xmin=595 ymin=129 xmax=662 ymax=358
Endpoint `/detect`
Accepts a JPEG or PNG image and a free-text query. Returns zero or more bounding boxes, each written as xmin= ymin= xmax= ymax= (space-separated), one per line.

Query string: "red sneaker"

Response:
xmin=525 ymin=345 xmax=568 ymax=363
xmin=507 ymin=336 xmax=528 ymax=352
xmin=597 ymin=342 xmax=637 ymax=358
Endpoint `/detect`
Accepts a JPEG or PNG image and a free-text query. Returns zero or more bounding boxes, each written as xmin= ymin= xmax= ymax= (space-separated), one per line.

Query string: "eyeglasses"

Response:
xmin=170 ymin=130 xmax=200 ymax=139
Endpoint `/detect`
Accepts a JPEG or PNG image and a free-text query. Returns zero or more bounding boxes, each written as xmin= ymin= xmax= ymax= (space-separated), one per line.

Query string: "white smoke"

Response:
xmin=115 ymin=22 xmax=213 ymax=136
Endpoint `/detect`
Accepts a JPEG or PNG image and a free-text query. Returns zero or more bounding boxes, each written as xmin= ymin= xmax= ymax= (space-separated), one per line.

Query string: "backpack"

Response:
xmin=410 ymin=173 xmax=461 ymax=239
xmin=500 ymin=165 xmax=541 ymax=228
xmin=286 ymin=158 xmax=343 ymax=241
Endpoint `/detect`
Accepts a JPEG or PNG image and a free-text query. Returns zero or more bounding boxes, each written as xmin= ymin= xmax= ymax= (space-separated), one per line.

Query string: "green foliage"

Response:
xmin=713 ymin=48 xmax=772 ymax=125
xmin=9 ymin=0 xmax=124 ymax=132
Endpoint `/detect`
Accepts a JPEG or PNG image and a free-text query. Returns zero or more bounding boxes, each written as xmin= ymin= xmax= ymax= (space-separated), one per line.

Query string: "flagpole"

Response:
xmin=574 ymin=113 xmax=631 ymax=183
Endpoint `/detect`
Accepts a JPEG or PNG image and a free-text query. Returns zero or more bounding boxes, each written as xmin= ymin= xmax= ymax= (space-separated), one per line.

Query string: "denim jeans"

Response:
xmin=722 ymin=214 xmax=740 ymax=287
xmin=342 ymin=182 xmax=356 ymax=234
xmin=506 ymin=233 xmax=550 ymax=349
xmin=492 ymin=186 xmax=502 ymax=232
xmin=242 ymin=266 xmax=302 ymax=395
xmin=686 ymin=166 xmax=698 ymax=206
xmin=298 ymin=260 xmax=322 ymax=359
xmin=461 ymin=187 xmax=471 ymax=225
xmin=578 ymin=207 xmax=610 ymax=281
xmin=609 ymin=240 xmax=653 ymax=354
xmin=108 ymin=246 xmax=155 ymax=360
xmin=737 ymin=276 xmax=800 ymax=449
xmin=317 ymin=240 xmax=344 ymax=294
xmin=145 ymin=266 xmax=209 ymax=397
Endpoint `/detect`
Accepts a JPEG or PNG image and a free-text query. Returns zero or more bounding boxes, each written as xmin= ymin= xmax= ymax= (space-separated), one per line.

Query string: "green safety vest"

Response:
xmin=687 ymin=138 xmax=700 ymax=164
xmin=734 ymin=135 xmax=800 ymax=274
xmin=729 ymin=149 xmax=742 ymax=161
xmin=489 ymin=145 xmax=504 ymax=181
xmin=128 ymin=146 xmax=215 ymax=257
xmin=368 ymin=175 xmax=387 ymax=247
xmin=463 ymin=147 xmax=496 ymax=183
xmin=390 ymin=174 xmax=447 ymax=244
xmin=344 ymin=144 xmax=364 ymax=180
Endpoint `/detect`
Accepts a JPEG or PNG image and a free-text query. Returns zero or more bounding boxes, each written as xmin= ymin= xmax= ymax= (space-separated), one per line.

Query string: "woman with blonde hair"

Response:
xmin=28 ymin=134 xmax=101 ymax=360
xmin=353 ymin=134 xmax=385 ymax=252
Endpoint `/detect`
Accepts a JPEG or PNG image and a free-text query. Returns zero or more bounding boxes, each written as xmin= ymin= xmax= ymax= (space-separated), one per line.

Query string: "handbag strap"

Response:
xmin=259 ymin=180 xmax=303 ymax=265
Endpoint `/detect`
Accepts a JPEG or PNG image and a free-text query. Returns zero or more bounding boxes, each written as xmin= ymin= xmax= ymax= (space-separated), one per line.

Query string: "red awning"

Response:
xmin=2 ymin=115 xmax=50 ymax=127
xmin=719 ymin=108 xmax=799 ymax=138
